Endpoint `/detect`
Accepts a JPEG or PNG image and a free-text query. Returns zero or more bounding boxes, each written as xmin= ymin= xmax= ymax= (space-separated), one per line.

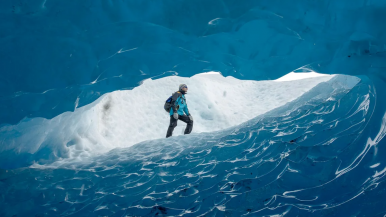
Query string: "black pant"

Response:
xmin=166 ymin=114 xmax=193 ymax=138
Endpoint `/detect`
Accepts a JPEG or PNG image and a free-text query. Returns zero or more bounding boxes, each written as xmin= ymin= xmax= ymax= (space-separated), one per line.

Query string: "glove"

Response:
xmin=173 ymin=113 xmax=179 ymax=119
xmin=188 ymin=115 xmax=193 ymax=121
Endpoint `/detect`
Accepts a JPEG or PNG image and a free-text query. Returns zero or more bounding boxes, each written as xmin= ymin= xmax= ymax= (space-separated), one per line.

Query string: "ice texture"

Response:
xmin=0 ymin=72 xmax=339 ymax=168
xmin=1 ymin=0 xmax=386 ymax=125
xmin=1 ymin=0 xmax=386 ymax=216
xmin=0 ymin=75 xmax=378 ymax=216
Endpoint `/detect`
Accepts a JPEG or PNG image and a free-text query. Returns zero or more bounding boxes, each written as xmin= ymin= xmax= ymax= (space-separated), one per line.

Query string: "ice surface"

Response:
xmin=1 ymin=0 xmax=386 ymax=126
xmin=0 ymin=72 xmax=349 ymax=168
xmin=1 ymin=75 xmax=378 ymax=217
xmin=1 ymin=0 xmax=386 ymax=216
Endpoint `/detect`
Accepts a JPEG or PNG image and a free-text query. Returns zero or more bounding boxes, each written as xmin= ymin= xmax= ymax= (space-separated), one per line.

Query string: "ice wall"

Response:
xmin=1 ymin=1 xmax=386 ymax=215
xmin=1 ymin=0 xmax=385 ymax=126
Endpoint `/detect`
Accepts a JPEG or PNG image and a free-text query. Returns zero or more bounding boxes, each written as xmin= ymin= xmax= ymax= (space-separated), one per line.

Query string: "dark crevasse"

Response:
xmin=1 ymin=0 xmax=386 ymax=216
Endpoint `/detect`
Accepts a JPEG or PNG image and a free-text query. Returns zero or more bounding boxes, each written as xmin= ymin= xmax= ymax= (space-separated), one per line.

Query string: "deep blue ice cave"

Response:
xmin=1 ymin=0 xmax=386 ymax=216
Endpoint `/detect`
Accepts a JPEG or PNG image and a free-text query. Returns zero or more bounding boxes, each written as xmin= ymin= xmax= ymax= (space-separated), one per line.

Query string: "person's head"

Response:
xmin=179 ymin=84 xmax=188 ymax=94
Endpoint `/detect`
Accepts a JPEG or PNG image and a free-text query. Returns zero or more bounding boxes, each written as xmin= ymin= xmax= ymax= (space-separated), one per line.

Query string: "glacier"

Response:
xmin=1 ymin=0 xmax=386 ymax=216
xmin=0 ymin=72 xmax=339 ymax=168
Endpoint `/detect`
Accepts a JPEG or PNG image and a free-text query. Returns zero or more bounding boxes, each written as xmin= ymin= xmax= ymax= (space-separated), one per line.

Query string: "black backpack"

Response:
xmin=164 ymin=92 xmax=183 ymax=112
xmin=164 ymin=95 xmax=173 ymax=112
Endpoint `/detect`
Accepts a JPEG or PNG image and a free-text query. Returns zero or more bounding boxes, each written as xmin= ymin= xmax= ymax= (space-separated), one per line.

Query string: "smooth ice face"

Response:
xmin=1 ymin=73 xmax=359 ymax=168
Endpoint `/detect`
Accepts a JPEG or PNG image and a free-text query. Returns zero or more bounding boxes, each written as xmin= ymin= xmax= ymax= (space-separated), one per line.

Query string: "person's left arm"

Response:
xmin=183 ymin=104 xmax=190 ymax=116
xmin=183 ymin=99 xmax=193 ymax=121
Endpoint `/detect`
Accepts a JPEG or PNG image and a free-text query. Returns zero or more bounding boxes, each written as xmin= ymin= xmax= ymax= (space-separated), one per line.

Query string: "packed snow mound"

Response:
xmin=0 ymin=72 xmax=359 ymax=167
xmin=275 ymin=71 xmax=332 ymax=81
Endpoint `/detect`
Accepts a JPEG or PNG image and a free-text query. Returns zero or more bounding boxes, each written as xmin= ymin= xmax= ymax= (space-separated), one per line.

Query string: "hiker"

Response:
xmin=166 ymin=84 xmax=193 ymax=138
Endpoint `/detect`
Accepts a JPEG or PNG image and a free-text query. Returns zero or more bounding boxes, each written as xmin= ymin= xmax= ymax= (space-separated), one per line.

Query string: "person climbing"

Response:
xmin=166 ymin=84 xmax=193 ymax=138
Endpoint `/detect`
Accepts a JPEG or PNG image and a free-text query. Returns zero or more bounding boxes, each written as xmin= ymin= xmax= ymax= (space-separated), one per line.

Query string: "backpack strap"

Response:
xmin=171 ymin=91 xmax=182 ymax=112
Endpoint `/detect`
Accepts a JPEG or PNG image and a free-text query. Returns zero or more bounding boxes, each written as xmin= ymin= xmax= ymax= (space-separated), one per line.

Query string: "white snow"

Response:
xmin=275 ymin=71 xmax=330 ymax=81
xmin=0 ymin=72 xmax=334 ymax=159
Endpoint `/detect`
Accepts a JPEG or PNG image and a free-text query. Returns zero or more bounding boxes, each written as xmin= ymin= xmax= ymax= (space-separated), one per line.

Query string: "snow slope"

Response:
xmin=0 ymin=72 xmax=341 ymax=165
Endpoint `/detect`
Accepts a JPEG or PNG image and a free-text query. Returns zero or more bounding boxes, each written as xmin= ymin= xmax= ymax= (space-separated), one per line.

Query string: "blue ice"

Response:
xmin=1 ymin=0 xmax=386 ymax=216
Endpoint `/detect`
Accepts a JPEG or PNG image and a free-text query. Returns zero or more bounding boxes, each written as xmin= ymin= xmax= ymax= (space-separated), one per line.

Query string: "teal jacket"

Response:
xmin=169 ymin=91 xmax=190 ymax=116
